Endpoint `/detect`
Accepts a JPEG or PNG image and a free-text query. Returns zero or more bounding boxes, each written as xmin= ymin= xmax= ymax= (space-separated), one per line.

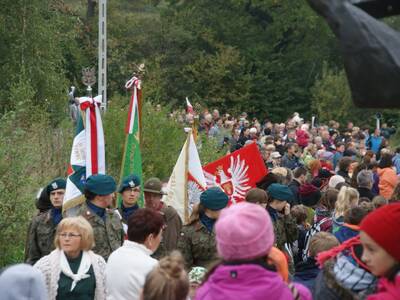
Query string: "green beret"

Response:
xmin=118 ymin=174 xmax=141 ymax=193
xmin=267 ymin=183 xmax=294 ymax=202
xmin=46 ymin=178 xmax=66 ymax=194
xmin=85 ymin=174 xmax=116 ymax=195
xmin=200 ymin=187 xmax=229 ymax=210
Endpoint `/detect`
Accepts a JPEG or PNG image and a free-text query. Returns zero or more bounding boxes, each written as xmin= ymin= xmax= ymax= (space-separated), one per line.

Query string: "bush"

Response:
xmin=0 ymin=110 xmax=72 ymax=266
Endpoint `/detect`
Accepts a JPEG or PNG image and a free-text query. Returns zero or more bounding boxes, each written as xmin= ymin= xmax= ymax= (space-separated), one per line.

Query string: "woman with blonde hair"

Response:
xmin=34 ymin=216 xmax=106 ymax=300
xmin=332 ymin=186 xmax=359 ymax=234
xmin=141 ymin=251 xmax=189 ymax=300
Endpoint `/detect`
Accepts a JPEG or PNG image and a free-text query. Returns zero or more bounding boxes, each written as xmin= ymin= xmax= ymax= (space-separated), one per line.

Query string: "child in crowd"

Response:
xmin=294 ymin=232 xmax=339 ymax=293
xmin=334 ymin=206 xmax=369 ymax=243
xmin=332 ymin=186 xmax=359 ymax=234
xmin=142 ymin=251 xmax=189 ymax=300
xmin=359 ymin=203 xmax=400 ymax=299
xmin=291 ymin=204 xmax=310 ymax=264
xmin=314 ymin=188 xmax=338 ymax=233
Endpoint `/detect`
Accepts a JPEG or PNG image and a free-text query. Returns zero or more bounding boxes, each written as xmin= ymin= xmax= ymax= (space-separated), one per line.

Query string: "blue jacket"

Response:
xmin=334 ymin=224 xmax=359 ymax=243
xmin=393 ymin=153 xmax=400 ymax=175
xmin=367 ymin=135 xmax=383 ymax=154
xmin=281 ymin=153 xmax=302 ymax=170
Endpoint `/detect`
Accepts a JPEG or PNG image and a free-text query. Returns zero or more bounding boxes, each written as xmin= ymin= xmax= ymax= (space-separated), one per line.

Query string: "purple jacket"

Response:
xmin=195 ymin=264 xmax=312 ymax=300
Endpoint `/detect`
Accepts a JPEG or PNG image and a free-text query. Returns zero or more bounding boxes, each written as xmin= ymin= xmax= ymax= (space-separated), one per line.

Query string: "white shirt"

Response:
xmin=106 ymin=240 xmax=158 ymax=300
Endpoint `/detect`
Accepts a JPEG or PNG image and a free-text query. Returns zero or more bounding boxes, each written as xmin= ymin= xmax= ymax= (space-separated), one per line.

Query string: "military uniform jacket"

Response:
xmin=272 ymin=213 xmax=298 ymax=252
xmin=25 ymin=210 xmax=57 ymax=265
xmin=78 ymin=202 xmax=123 ymax=260
xmin=177 ymin=220 xmax=218 ymax=270
xmin=152 ymin=204 xmax=182 ymax=259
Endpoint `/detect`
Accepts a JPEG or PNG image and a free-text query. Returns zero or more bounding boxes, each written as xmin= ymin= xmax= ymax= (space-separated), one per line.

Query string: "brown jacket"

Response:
xmin=152 ymin=203 xmax=182 ymax=259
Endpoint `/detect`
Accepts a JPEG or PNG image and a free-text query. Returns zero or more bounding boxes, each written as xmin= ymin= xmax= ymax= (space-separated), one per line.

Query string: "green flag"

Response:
xmin=119 ymin=80 xmax=143 ymax=207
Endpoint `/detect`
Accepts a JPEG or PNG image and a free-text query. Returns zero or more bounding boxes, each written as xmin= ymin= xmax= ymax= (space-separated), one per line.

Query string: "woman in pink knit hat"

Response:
xmin=194 ymin=202 xmax=312 ymax=300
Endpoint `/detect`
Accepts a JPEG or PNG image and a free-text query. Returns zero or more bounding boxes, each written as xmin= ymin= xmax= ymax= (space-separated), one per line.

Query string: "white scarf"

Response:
xmin=60 ymin=250 xmax=92 ymax=291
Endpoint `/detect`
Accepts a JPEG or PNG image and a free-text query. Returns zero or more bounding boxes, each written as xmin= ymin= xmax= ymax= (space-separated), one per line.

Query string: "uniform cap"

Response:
xmin=200 ymin=187 xmax=229 ymax=210
xmin=85 ymin=174 xmax=116 ymax=195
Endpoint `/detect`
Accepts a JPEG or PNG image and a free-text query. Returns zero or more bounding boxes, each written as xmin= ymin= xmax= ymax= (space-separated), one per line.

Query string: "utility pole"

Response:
xmin=98 ymin=0 xmax=107 ymax=111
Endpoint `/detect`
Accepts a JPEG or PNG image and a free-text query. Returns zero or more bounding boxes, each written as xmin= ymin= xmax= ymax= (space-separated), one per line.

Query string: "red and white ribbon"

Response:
xmin=125 ymin=77 xmax=141 ymax=134
xmin=79 ymin=95 xmax=105 ymax=177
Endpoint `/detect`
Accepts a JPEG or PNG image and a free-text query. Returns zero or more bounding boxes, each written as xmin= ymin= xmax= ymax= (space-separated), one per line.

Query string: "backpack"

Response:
xmin=301 ymin=217 xmax=330 ymax=261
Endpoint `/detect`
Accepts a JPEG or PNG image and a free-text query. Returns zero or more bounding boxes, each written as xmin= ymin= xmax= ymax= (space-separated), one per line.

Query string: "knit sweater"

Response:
xmin=34 ymin=249 xmax=107 ymax=300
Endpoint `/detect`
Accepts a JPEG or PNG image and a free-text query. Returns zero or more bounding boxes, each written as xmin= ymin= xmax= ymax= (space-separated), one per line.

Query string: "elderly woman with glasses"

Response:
xmin=34 ymin=216 xmax=106 ymax=300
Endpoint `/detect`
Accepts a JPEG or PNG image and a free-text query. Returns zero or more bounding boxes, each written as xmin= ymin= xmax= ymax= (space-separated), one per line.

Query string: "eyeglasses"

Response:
xmin=59 ymin=233 xmax=82 ymax=238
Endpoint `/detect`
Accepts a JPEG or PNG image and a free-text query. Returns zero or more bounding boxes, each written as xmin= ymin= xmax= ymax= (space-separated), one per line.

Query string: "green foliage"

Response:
xmin=0 ymin=110 xmax=72 ymax=266
xmin=311 ymin=64 xmax=356 ymax=123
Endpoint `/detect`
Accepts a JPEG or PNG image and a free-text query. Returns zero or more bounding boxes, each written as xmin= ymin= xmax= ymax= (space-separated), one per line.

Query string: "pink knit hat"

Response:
xmin=215 ymin=202 xmax=275 ymax=261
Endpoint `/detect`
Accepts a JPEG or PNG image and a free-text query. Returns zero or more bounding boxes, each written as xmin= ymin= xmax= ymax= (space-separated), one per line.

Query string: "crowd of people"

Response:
xmin=0 ymin=110 xmax=400 ymax=300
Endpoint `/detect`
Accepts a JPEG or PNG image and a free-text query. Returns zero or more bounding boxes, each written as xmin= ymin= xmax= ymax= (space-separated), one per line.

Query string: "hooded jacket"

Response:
xmin=195 ymin=264 xmax=312 ymax=300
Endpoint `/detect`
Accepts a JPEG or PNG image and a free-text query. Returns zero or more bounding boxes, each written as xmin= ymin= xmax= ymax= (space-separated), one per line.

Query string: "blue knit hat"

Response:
xmin=267 ymin=183 xmax=294 ymax=202
xmin=118 ymin=174 xmax=141 ymax=193
xmin=85 ymin=174 xmax=116 ymax=195
xmin=46 ymin=178 xmax=66 ymax=194
xmin=200 ymin=187 xmax=229 ymax=210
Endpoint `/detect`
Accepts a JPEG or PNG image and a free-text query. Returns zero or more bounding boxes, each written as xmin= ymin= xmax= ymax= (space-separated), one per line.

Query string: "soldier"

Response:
xmin=177 ymin=187 xmax=229 ymax=269
xmin=25 ymin=178 xmax=66 ymax=265
xmin=78 ymin=174 xmax=123 ymax=260
xmin=117 ymin=174 xmax=141 ymax=233
xmin=266 ymin=183 xmax=298 ymax=273
xmin=143 ymin=177 xmax=182 ymax=259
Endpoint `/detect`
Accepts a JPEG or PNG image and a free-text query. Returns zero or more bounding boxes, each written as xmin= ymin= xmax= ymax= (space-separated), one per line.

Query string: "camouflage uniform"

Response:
xmin=177 ymin=220 xmax=218 ymax=270
xmin=152 ymin=204 xmax=182 ymax=259
xmin=271 ymin=212 xmax=298 ymax=274
xmin=78 ymin=201 xmax=124 ymax=260
xmin=25 ymin=210 xmax=57 ymax=265
xmin=272 ymin=213 xmax=298 ymax=251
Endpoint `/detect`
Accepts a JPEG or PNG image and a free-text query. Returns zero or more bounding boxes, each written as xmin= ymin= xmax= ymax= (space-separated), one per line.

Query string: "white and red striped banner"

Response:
xmin=79 ymin=95 xmax=106 ymax=177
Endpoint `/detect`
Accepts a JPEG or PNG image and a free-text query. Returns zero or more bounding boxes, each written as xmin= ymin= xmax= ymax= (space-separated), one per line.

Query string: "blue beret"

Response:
xmin=200 ymin=187 xmax=229 ymax=210
xmin=118 ymin=174 xmax=141 ymax=193
xmin=267 ymin=183 xmax=294 ymax=202
xmin=46 ymin=178 xmax=66 ymax=194
xmin=85 ymin=174 xmax=116 ymax=195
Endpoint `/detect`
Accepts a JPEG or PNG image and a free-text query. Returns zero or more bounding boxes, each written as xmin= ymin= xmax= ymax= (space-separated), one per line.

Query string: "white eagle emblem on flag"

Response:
xmin=187 ymin=180 xmax=204 ymax=215
xmin=203 ymin=155 xmax=251 ymax=204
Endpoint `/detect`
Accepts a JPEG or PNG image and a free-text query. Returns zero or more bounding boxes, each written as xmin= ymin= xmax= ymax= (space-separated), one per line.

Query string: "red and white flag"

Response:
xmin=63 ymin=95 xmax=106 ymax=212
xmin=203 ymin=142 xmax=267 ymax=204
xmin=163 ymin=132 xmax=206 ymax=223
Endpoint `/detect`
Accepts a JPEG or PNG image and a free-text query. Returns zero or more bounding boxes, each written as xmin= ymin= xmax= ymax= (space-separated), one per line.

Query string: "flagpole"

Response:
xmin=184 ymin=130 xmax=190 ymax=224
